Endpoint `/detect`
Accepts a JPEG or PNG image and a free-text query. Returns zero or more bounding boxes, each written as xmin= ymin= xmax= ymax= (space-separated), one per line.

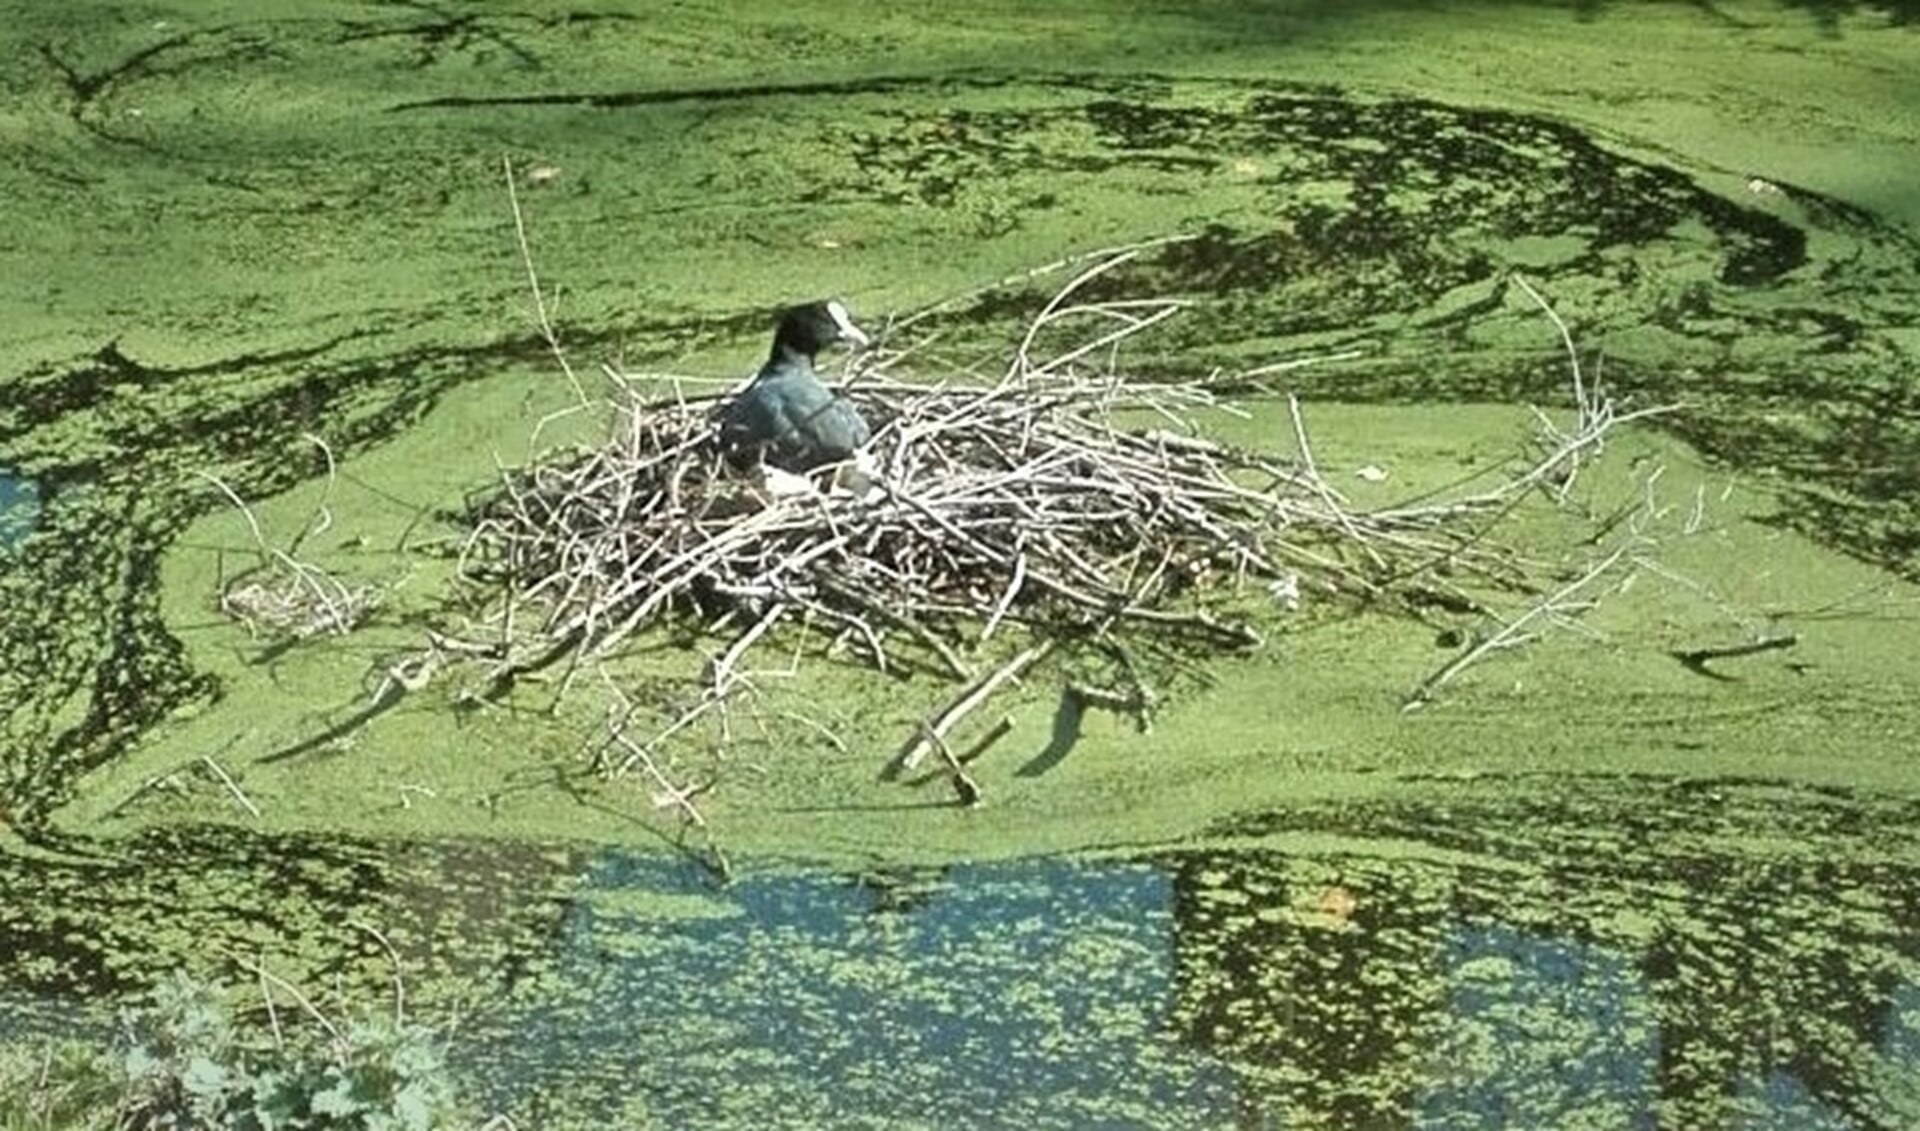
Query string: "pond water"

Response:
xmin=5 ymin=1 xmax=1920 ymax=1125
xmin=0 ymin=471 xmax=39 ymax=550
xmin=6 ymin=772 xmax=1919 ymax=1126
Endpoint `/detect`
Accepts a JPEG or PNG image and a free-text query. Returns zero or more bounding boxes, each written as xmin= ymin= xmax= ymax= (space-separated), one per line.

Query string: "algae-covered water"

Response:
xmin=5 ymin=1 xmax=1920 ymax=1125
xmin=7 ymin=775 xmax=1920 ymax=1126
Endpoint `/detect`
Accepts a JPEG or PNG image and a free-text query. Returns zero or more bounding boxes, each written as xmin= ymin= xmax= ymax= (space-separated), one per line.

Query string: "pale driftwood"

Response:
xmin=1404 ymin=541 xmax=1635 ymax=710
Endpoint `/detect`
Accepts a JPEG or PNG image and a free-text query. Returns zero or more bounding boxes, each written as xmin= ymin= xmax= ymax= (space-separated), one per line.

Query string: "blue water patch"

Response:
xmin=463 ymin=853 xmax=1239 ymax=1128
xmin=1735 ymin=1070 xmax=1857 ymax=1131
xmin=0 ymin=469 xmax=40 ymax=549
xmin=1425 ymin=923 xmax=1658 ymax=1128
xmin=6 ymin=824 xmax=1920 ymax=1127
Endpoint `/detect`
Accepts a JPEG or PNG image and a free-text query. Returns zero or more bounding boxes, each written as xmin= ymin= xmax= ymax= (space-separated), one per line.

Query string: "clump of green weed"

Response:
xmin=1 ymin=971 xmax=471 ymax=1130
xmin=0 ymin=1037 xmax=125 ymax=1130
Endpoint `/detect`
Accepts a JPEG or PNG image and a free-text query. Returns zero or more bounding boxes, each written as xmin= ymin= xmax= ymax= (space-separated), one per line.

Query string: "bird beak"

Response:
xmin=825 ymin=299 xmax=871 ymax=349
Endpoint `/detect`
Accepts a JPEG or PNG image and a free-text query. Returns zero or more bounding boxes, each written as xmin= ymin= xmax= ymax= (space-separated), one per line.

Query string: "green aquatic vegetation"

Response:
xmin=443 ymin=265 xmax=1665 ymax=831
xmin=23 ymin=397 xmax=1907 ymax=878
xmin=2 ymin=2 xmax=1920 ymax=1126
xmin=0 ymin=972 xmax=468 ymax=1131
xmin=1192 ymin=775 xmax=1920 ymax=1128
xmin=3 ymin=1 xmax=1919 ymax=837
xmin=6 ymin=772 xmax=1920 ymax=1125
xmin=0 ymin=1040 xmax=124 ymax=1131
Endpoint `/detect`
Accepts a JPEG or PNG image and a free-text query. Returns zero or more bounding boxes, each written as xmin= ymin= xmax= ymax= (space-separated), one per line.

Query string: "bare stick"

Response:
xmin=199 ymin=755 xmax=260 ymax=820
xmin=769 ymin=709 xmax=851 ymax=754
xmin=224 ymin=951 xmax=343 ymax=1044
xmin=350 ymin=920 xmax=407 ymax=1024
xmin=1513 ymin=274 xmax=1586 ymax=421
xmin=198 ymin=469 xmax=372 ymax=638
xmin=926 ymin=725 xmax=983 ymax=806
xmin=292 ymin=431 xmax=339 ymax=552
xmin=452 ymin=240 xmax=1663 ymax=796
xmin=1405 ymin=541 xmax=1634 ymax=709
xmin=504 ymin=155 xmax=588 ymax=410
xmin=963 ymin=714 xmax=1015 ymax=761
xmin=893 ymin=234 xmax=1196 ymax=334
xmin=886 ymin=640 xmax=1056 ymax=779
xmin=259 ymin=965 xmax=284 ymax=1048
xmin=196 ymin=469 xmax=272 ymax=566
xmin=708 ymin=604 xmax=784 ymax=693
xmin=1288 ymin=394 xmax=1385 ymax=574
xmin=1671 ymin=633 xmax=1798 ymax=675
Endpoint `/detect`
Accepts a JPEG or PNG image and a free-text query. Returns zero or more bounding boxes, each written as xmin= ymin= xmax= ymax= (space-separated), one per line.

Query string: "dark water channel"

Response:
xmin=5 ymin=774 xmax=1918 ymax=1128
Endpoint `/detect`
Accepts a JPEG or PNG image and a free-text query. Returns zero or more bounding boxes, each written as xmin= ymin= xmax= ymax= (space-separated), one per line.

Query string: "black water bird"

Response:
xmin=720 ymin=299 xmax=872 ymax=471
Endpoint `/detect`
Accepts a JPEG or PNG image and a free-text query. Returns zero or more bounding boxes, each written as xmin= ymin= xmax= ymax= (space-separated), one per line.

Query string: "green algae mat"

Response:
xmin=5 ymin=1 xmax=1920 ymax=1125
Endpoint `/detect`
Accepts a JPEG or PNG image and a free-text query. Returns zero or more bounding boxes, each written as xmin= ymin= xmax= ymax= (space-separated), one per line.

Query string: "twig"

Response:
xmin=957 ymin=714 xmax=1015 ymax=764
xmin=199 ymin=755 xmax=260 ymax=820
xmin=1405 ymin=541 xmax=1635 ymax=709
xmin=259 ymin=965 xmax=283 ymax=1048
xmin=925 ymin=726 xmax=983 ymax=806
xmin=350 ymin=921 xmax=407 ymax=1025
xmin=290 ymin=432 xmax=339 ymax=554
xmin=907 ymin=714 xmax=1015 ymax=788
xmin=1671 ymin=633 xmax=1798 ymax=678
xmin=503 ymin=155 xmax=587 ymax=410
xmin=885 ymin=640 xmax=1056 ymax=779
xmin=449 ymin=240 xmax=1663 ymax=801
xmin=1513 ymin=274 xmax=1586 ymax=423
xmin=198 ymin=469 xmax=375 ymax=638
xmin=224 ymin=952 xmax=343 ymax=1044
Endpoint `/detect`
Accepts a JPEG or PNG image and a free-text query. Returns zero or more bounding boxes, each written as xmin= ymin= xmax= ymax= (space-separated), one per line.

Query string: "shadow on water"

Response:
xmin=891 ymin=80 xmax=1920 ymax=582
xmin=5 ymin=773 xmax=1919 ymax=1126
xmin=1807 ymin=0 xmax=1920 ymax=23
xmin=1180 ymin=0 xmax=1920 ymax=32
xmin=2 ymin=30 xmax=1919 ymax=1119
xmin=1193 ymin=773 xmax=1920 ymax=1129
xmin=0 ymin=327 xmax=684 ymax=825
xmin=1565 ymin=0 xmax=1920 ymax=27
xmin=1740 ymin=0 xmax=1919 ymax=27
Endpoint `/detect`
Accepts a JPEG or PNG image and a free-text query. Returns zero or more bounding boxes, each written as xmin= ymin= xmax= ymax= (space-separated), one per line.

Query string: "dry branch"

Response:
xmin=885 ymin=640 xmax=1056 ymax=781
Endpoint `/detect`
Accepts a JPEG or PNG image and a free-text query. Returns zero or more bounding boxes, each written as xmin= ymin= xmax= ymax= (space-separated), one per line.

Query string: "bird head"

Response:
xmin=772 ymin=299 xmax=871 ymax=361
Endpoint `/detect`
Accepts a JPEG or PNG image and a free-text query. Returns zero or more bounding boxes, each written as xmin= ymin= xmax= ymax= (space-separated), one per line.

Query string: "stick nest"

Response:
xmin=455 ymin=252 xmax=1634 ymax=794
xmin=460 ymin=308 xmax=1437 ymax=680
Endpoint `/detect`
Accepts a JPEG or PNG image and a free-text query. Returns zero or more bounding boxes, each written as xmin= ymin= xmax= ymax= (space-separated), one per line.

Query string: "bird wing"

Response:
xmin=723 ymin=368 xmax=869 ymax=468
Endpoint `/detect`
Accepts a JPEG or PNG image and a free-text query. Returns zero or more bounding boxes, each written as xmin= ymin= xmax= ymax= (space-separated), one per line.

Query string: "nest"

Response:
xmin=456 ymin=252 xmax=1644 ymax=796
xmin=472 ymin=372 xmax=1317 ymax=651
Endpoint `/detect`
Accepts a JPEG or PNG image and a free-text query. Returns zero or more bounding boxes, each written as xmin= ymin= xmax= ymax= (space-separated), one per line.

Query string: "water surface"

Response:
xmin=6 ymin=772 xmax=1919 ymax=1126
xmin=4 ymin=4 xmax=1920 ymax=1123
xmin=0 ymin=471 xmax=39 ymax=549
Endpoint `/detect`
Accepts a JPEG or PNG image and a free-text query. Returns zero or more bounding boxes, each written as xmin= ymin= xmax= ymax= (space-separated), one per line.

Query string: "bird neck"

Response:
xmin=765 ymin=341 xmax=818 ymax=374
